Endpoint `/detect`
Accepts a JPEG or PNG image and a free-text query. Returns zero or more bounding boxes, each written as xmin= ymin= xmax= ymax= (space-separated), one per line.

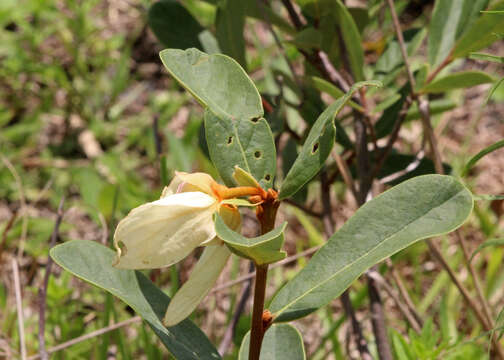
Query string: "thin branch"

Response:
xmin=385 ymin=259 xmax=423 ymax=328
xmin=219 ymin=262 xmax=254 ymax=356
xmin=38 ymin=197 xmax=65 ymax=360
xmin=367 ymin=269 xmax=422 ymax=333
xmin=331 ymin=149 xmax=358 ymax=202
xmin=12 ymin=258 xmax=26 ymax=360
xmin=27 ymin=317 xmax=142 ymax=360
xmin=280 ymin=0 xmax=303 ymax=30
xmin=384 ymin=0 xmax=444 ymax=175
xmin=456 ymin=231 xmax=495 ymax=331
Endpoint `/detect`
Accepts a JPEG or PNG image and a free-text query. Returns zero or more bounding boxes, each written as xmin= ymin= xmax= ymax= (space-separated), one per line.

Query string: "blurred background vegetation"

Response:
xmin=0 ymin=0 xmax=503 ymax=359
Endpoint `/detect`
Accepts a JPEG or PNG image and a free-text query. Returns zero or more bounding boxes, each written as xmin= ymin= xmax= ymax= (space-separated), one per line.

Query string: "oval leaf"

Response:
xmin=159 ymin=48 xmax=263 ymax=120
xmin=238 ymin=324 xmax=306 ymax=360
xmin=270 ymin=175 xmax=473 ymax=322
xmin=50 ymin=240 xmax=221 ymax=360
xmin=421 ymin=71 xmax=494 ymax=94
xmin=215 ymin=214 xmax=287 ymax=265
xmin=279 ymin=80 xmax=381 ymax=200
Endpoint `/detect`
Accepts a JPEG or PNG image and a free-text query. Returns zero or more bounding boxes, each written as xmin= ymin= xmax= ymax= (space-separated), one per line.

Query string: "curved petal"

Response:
xmin=113 ymin=192 xmax=218 ymax=269
xmin=174 ymin=171 xmax=216 ymax=196
xmin=161 ymin=172 xmax=216 ymax=198
xmin=163 ymin=244 xmax=231 ymax=327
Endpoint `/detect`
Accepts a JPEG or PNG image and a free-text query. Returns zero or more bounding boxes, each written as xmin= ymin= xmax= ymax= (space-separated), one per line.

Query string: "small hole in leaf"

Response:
xmin=227 ymin=136 xmax=233 ymax=145
xmin=251 ymin=117 xmax=259 ymax=123
xmin=264 ymin=174 xmax=271 ymax=181
xmin=312 ymin=142 xmax=319 ymax=153
xmin=254 ymin=151 xmax=262 ymax=158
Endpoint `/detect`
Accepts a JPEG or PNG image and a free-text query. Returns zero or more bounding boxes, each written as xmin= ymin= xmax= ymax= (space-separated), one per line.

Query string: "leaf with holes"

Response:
xmin=270 ymin=175 xmax=473 ymax=322
xmin=238 ymin=324 xmax=306 ymax=360
xmin=50 ymin=240 xmax=221 ymax=359
xmin=215 ymin=214 xmax=287 ymax=265
xmin=204 ymin=109 xmax=276 ymax=188
xmin=279 ymin=80 xmax=381 ymax=200
xmin=160 ymin=48 xmax=275 ymax=187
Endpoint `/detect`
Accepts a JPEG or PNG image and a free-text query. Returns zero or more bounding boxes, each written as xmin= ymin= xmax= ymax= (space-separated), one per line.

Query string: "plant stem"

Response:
xmin=249 ymin=264 xmax=269 ymax=360
xmin=249 ymin=192 xmax=279 ymax=359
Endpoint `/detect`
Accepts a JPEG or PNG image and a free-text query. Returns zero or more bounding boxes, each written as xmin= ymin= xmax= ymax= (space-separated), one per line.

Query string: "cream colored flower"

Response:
xmin=113 ymin=171 xmax=245 ymax=327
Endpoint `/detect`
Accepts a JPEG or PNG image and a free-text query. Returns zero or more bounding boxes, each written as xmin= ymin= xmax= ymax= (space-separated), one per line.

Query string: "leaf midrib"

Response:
xmin=272 ymin=187 xmax=469 ymax=317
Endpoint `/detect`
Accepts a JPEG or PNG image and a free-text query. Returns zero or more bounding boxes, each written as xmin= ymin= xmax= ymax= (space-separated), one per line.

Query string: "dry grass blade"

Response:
xmin=12 ymin=258 xmax=26 ymax=360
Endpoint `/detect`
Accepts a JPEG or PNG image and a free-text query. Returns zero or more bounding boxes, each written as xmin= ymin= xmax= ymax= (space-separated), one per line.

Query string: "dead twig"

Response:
xmin=367 ymin=269 xmax=422 ymax=333
xmin=12 ymin=258 xmax=27 ymax=360
xmin=219 ymin=262 xmax=254 ymax=356
xmin=38 ymin=196 xmax=65 ymax=360
xmin=210 ymin=245 xmax=321 ymax=294
xmin=27 ymin=317 xmax=142 ymax=360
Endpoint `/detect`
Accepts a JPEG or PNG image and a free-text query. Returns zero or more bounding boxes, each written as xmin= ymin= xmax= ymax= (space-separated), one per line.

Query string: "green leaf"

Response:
xmin=232 ymin=166 xmax=261 ymax=188
xmin=204 ymin=109 xmax=276 ymax=188
xmin=159 ymin=48 xmax=263 ymax=120
xmin=453 ymin=1 xmax=504 ymax=59
xmin=461 ymin=139 xmax=504 ymax=176
xmin=270 ymin=175 xmax=473 ymax=321
xmin=288 ymin=27 xmax=322 ymax=51
xmin=148 ymin=0 xmax=204 ymax=50
xmin=159 ymin=48 xmax=275 ymax=187
xmin=428 ymin=0 xmax=489 ymax=67
xmin=334 ymin=0 xmax=365 ymax=81
xmin=50 ymin=240 xmax=221 ymax=359
xmin=238 ymin=324 xmax=306 ymax=360
xmin=469 ymin=238 xmax=504 ymax=262
xmin=279 ymin=80 xmax=381 ymax=200
xmin=215 ymin=214 xmax=287 ymax=265
xmin=421 ymin=71 xmax=494 ymax=94
xmin=215 ymin=0 xmax=246 ymax=68
xmin=310 ymin=76 xmax=364 ymax=112
xmin=470 ymin=52 xmax=504 ymax=64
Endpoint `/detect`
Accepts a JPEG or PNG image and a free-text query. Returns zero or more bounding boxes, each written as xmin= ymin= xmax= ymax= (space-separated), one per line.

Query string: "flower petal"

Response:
xmin=174 ymin=171 xmax=216 ymax=195
xmin=163 ymin=244 xmax=231 ymax=327
xmin=113 ymin=192 xmax=218 ymax=269
xmin=161 ymin=172 xmax=216 ymax=198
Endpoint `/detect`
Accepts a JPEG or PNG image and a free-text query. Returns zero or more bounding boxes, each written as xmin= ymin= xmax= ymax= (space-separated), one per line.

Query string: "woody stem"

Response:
xmin=249 ymin=196 xmax=279 ymax=360
xmin=249 ymin=264 xmax=269 ymax=360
